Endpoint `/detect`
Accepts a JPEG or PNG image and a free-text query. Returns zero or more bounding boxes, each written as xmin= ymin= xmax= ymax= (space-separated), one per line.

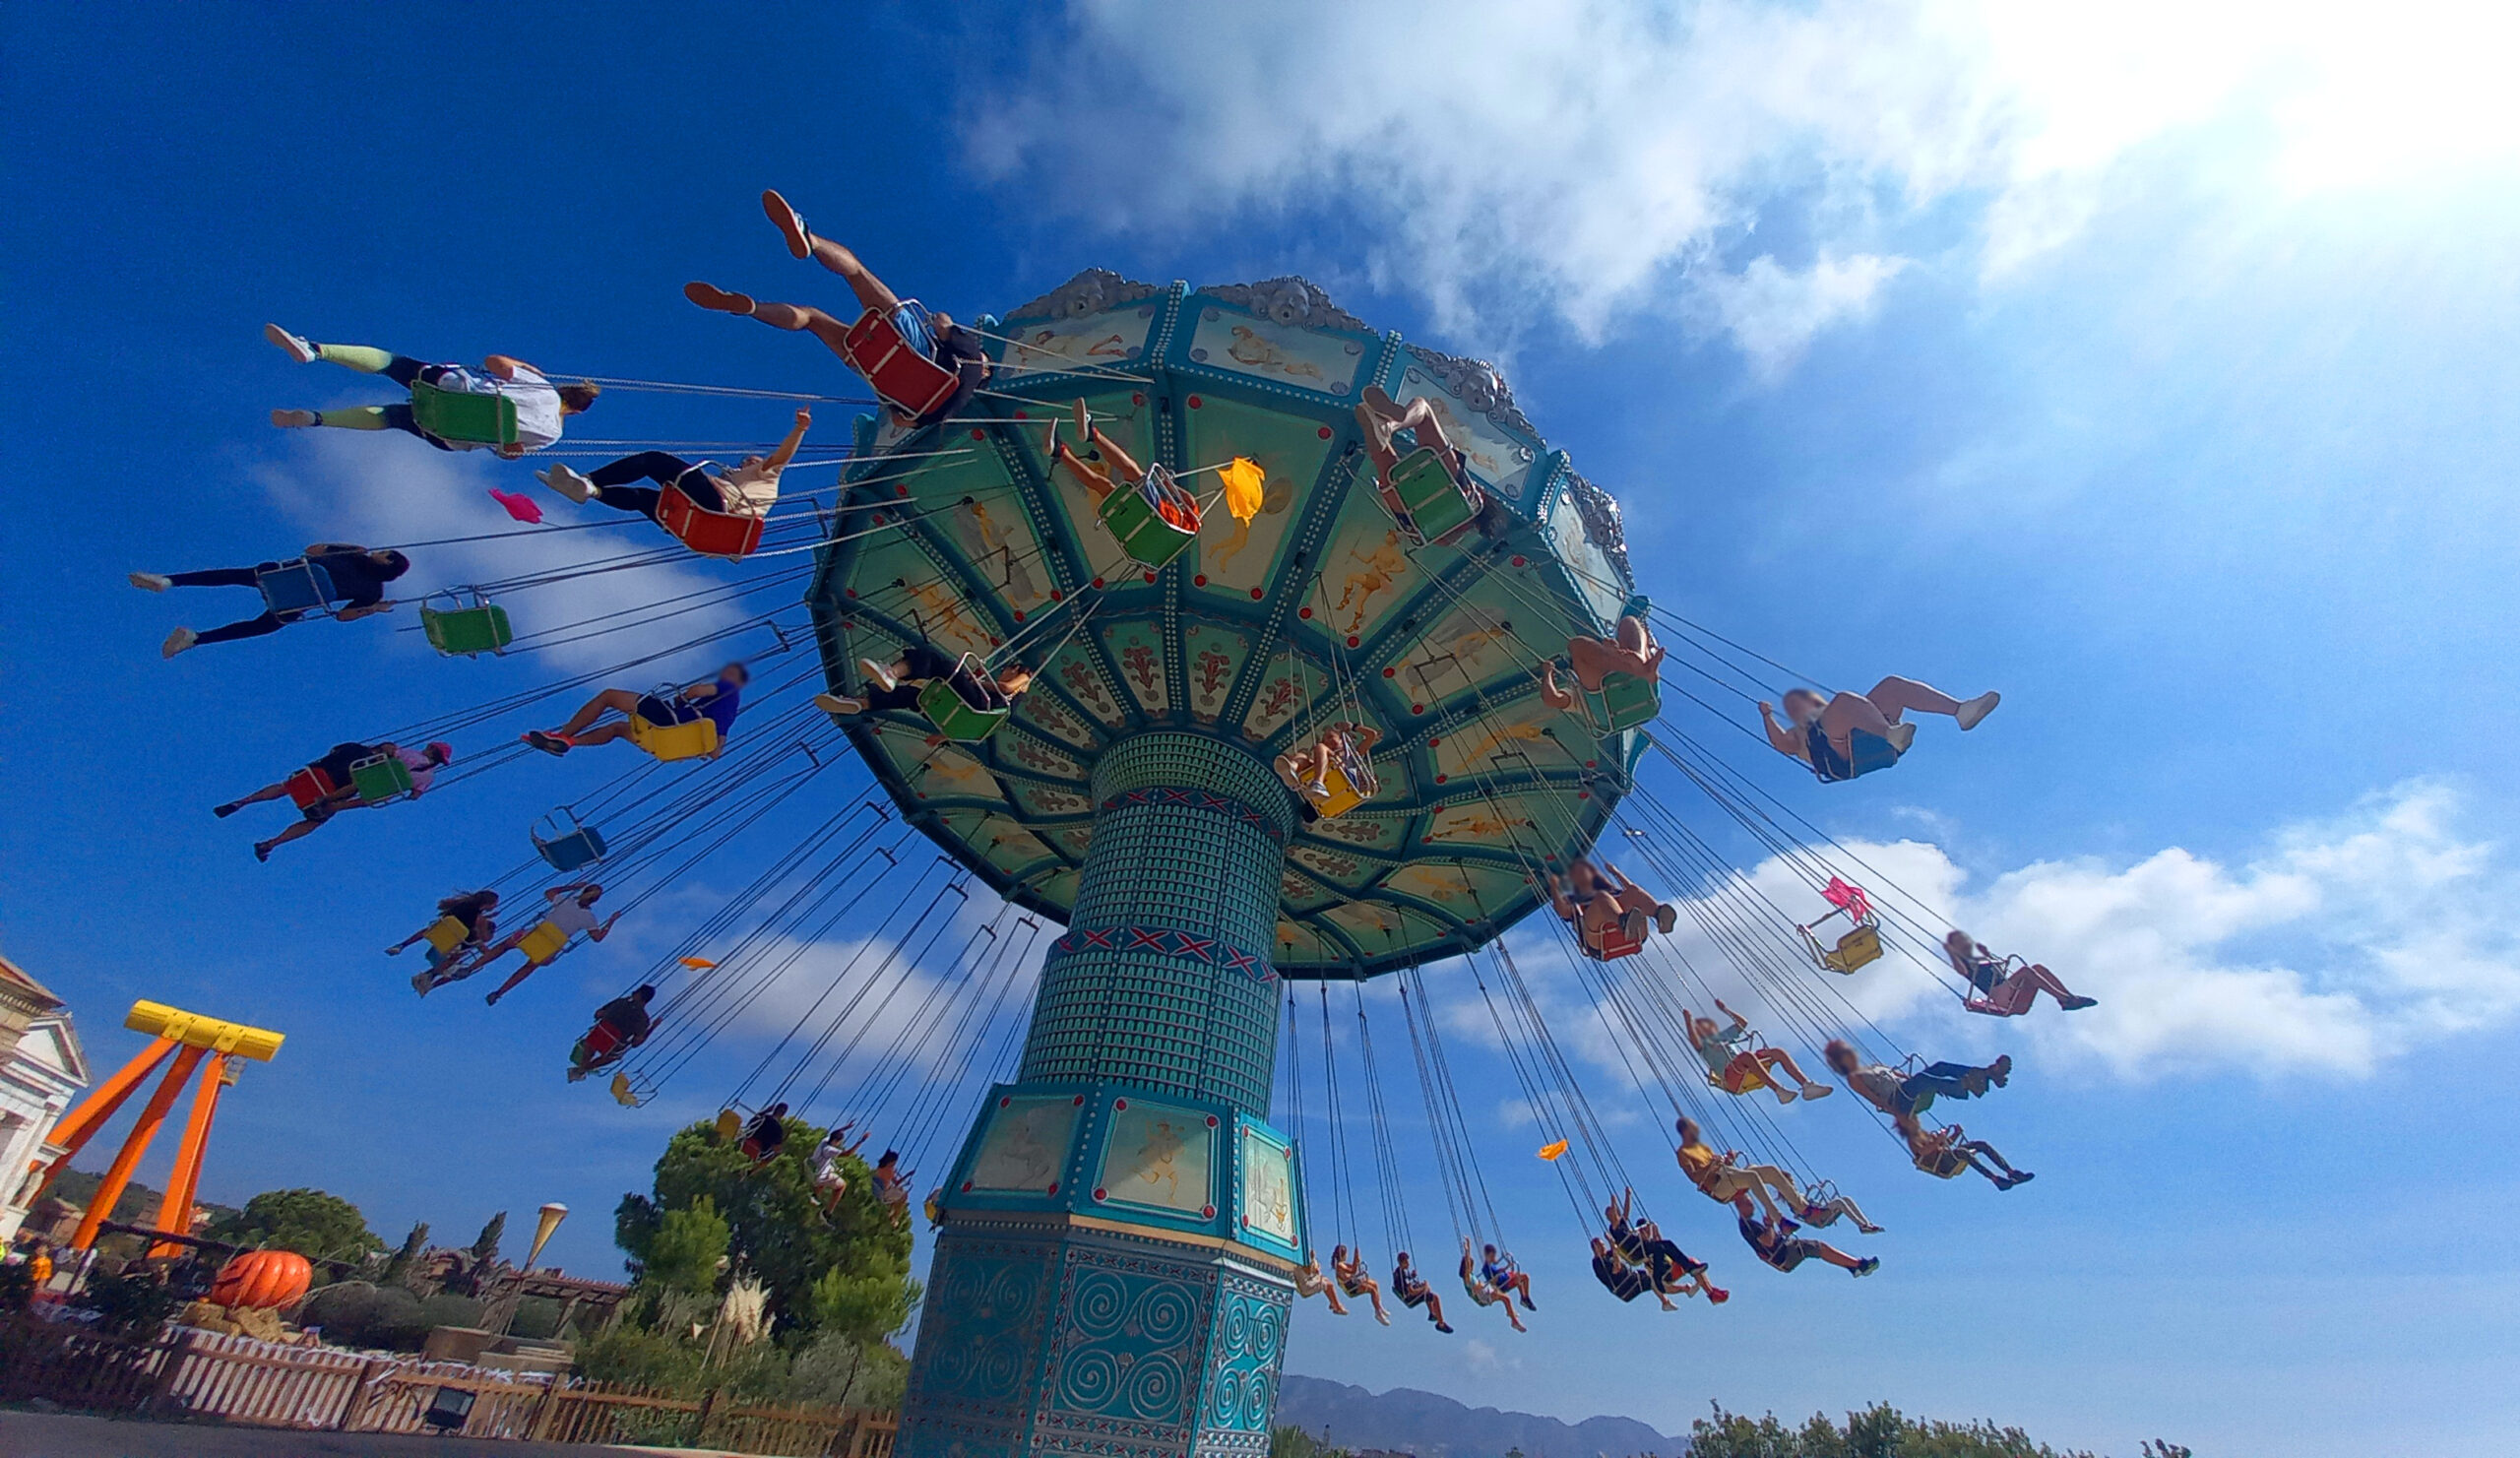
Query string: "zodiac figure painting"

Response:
xmin=1228 ymin=325 xmax=1326 ymax=380
xmin=1333 ymin=531 xmax=1411 ymax=634
xmin=1100 ymin=1100 xmax=1214 ymax=1215
xmin=1242 ymin=1129 xmax=1296 ymax=1243
xmin=971 ymin=1097 xmax=1081 ymax=1193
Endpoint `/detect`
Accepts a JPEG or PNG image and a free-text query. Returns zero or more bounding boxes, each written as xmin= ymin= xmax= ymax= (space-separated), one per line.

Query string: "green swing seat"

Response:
xmin=1584 ymin=672 xmax=1661 ymax=733
xmin=918 ymin=667 xmax=1012 ymax=743
xmin=420 ymin=589 xmax=515 ymax=658
xmin=1387 ymin=447 xmax=1479 ymax=544
xmin=408 ymin=380 xmax=521 ymax=446
xmin=347 ymin=753 xmax=415 ymax=804
xmin=1097 ymin=471 xmax=1199 ymax=568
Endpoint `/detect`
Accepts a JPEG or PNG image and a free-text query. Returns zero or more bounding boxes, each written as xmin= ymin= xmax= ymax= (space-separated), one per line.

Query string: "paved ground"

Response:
xmin=0 ymin=1410 xmax=753 ymax=1458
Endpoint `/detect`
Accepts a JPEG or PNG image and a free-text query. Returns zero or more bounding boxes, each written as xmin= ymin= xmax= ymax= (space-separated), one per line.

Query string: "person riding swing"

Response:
xmin=1943 ymin=929 xmax=2098 ymax=1017
xmin=265 ymin=325 xmax=597 ymax=457
xmin=567 ymin=985 xmax=655 ymax=1082
xmin=741 ymin=1104 xmax=791 ymax=1164
xmin=817 ymin=647 xmax=1035 ymax=723
xmin=1389 ymin=1250 xmax=1453 ymax=1334
xmin=1456 ymin=1237 xmax=1527 ymax=1332
xmin=1684 ymin=997 xmax=1834 ymax=1105
xmin=1330 ymin=1244 xmax=1393 ymax=1326
xmin=1293 ymin=1250 xmax=1352 ymax=1315
xmin=1758 ymin=677 xmax=1999 ymax=783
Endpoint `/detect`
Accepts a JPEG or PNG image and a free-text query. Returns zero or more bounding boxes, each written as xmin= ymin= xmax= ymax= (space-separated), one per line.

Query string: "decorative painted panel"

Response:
xmin=971 ymin=1095 xmax=1085 ymax=1194
xmin=1098 ymin=1101 xmax=1218 ymax=1219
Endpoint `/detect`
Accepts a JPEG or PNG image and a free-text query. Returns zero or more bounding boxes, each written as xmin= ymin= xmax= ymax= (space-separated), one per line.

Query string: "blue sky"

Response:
xmin=5 ymin=3 xmax=2518 ymax=1454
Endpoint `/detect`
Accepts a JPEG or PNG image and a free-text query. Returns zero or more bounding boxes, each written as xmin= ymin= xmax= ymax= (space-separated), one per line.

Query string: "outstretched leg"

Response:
xmin=1737 ymin=1163 xmax=1811 ymax=1218
xmin=550 ymin=688 xmax=645 ymax=738
xmin=1048 ymin=438 xmax=1119 ymax=503
xmin=685 ymin=284 xmax=860 ymax=363
xmin=762 ymin=191 xmax=902 ymax=314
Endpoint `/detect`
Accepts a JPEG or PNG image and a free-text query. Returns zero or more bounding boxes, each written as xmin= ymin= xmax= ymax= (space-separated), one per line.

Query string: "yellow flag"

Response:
xmin=678 ymin=956 xmax=718 ymax=970
xmin=1537 ymin=1138 xmax=1569 ymax=1162
xmin=1222 ymin=457 xmax=1265 ymax=525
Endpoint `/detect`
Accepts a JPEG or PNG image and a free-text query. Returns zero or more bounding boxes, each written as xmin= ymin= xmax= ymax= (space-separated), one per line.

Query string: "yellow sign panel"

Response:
xmin=124 ymin=1001 xmax=284 ymax=1062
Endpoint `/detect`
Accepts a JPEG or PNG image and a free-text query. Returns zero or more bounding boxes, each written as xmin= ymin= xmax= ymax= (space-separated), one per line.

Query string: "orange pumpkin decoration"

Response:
xmin=209 ymin=1249 xmax=312 ymax=1310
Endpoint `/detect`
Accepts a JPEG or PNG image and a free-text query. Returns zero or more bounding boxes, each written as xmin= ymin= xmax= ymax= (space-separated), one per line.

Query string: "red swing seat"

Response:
xmin=658 ymin=481 xmax=764 ymax=560
xmin=284 ymin=766 xmax=340 ymax=810
xmin=1580 ymin=918 xmax=1646 ymax=962
xmin=841 ymin=304 xmax=962 ymax=420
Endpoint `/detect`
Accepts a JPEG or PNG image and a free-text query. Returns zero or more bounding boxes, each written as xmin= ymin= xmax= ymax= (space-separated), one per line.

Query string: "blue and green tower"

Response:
xmin=808 ymin=271 xmax=1639 ymax=1458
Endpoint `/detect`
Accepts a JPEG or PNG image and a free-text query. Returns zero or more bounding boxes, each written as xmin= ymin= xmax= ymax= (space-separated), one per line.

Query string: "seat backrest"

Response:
xmin=659 ymin=484 xmax=765 ymax=560
xmin=284 ymin=766 xmax=337 ymax=808
xmin=840 ymin=304 xmax=962 ymax=419
xmin=408 ymin=380 xmax=520 ymax=445
xmin=256 ymin=559 xmax=336 ymax=617
xmin=347 ymin=753 xmax=414 ymax=803
xmin=917 ymin=676 xmax=1009 ymax=742
xmin=629 ymin=714 xmax=723 ymax=762
xmin=519 ymin=920 xmax=573 ymax=966
xmin=421 ymin=602 xmax=515 ymax=657
xmin=1097 ymin=475 xmax=1198 ymax=566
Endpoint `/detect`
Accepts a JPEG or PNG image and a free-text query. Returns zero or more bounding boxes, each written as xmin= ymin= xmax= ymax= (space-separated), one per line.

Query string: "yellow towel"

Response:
xmin=1222 ymin=457 xmax=1266 ymax=525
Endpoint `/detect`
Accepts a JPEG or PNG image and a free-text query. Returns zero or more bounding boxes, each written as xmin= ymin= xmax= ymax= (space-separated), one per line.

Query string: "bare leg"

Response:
xmin=1537 ymin=662 xmax=1575 ymax=712
xmin=1325 ymin=1286 xmax=1349 ymax=1315
xmin=1049 ymin=439 xmax=1118 ymax=502
xmin=760 ymin=194 xmax=903 ymax=315
xmin=2004 ymin=964 xmax=2090 ymax=1011
xmin=1739 ymin=1163 xmax=1810 ymax=1216
xmin=1862 ymin=675 xmax=1965 ymax=724
xmin=1569 ymin=631 xmax=1659 ymax=691
xmin=551 ymin=687 xmax=644 ymax=738
xmin=684 ymin=284 xmax=861 ymax=362
xmin=1817 ymin=689 xmax=1898 ymax=743
xmin=1752 ymin=1046 xmax=1819 ymax=1088
xmin=1085 ymin=424 xmax=1146 ymax=483
xmin=227 ymin=781 xmax=295 ymax=807
xmin=485 ymin=960 xmax=543 ymax=1003
xmin=569 ymin=722 xmax=636 ymax=749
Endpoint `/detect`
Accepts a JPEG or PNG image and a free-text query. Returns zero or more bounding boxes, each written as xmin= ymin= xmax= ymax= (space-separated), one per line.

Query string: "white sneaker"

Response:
xmin=129 ymin=572 xmax=170 ymax=593
xmin=860 ymin=657 xmax=900 ymax=691
xmin=1885 ymin=721 xmax=1918 ymax=753
xmin=1800 ymin=1083 xmax=1834 ymax=1101
xmin=411 ymin=971 xmax=433 ymax=996
xmin=265 ymin=323 xmax=318 ymax=363
xmin=1374 ymin=1308 xmax=1392 ymax=1327
xmin=1956 ymin=691 xmax=2000 ymax=730
xmin=271 ymin=409 xmax=318 ymax=428
xmin=536 ymin=464 xmax=598 ymax=503
xmin=815 ymin=692 xmax=866 ymax=716
xmin=1773 ymin=1086 xmax=1798 ymax=1105
xmin=161 ymin=627 xmax=198 ymax=659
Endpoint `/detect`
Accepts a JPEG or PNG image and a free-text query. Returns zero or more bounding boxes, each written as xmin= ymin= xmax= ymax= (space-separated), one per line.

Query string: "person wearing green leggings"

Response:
xmin=263 ymin=323 xmax=598 ymax=458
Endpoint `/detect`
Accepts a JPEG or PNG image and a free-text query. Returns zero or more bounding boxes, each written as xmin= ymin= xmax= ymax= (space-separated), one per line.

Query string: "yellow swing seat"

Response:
xmin=628 ymin=714 xmax=722 ymax=763
xmin=518 ymin=919 xmax=573 ymax=967
xmin=1801 ymin=922 xmax=1883 ymax=975
xmin=421 ymin=915 xmax=472 ymax=955
xmin=1311 ymin=759 xmax=1368 ymax=819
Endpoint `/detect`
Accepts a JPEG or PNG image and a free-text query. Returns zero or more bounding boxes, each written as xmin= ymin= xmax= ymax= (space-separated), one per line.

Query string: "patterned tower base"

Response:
xmin=902 ymin=735 xmax=1303 ymax=1458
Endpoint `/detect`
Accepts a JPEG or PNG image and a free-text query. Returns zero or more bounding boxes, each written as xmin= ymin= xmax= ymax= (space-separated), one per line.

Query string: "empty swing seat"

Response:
xmin=346 ymin=753 xmax=414 ymax=804
xmin=609 ymin=1071 xmax=641 ymax=1107
xmin=1803 ymin=923 xmax=1884 ymax=975
xmin=1584 ymin=672 xmax=1661 ymax=733
xmin=420 ymin=589 xmax=514 ymax=657
xmin=841 ymin=302 xmax=963 ymax=421
xmin=1097 ymin=470 xmax=1200 ymax=568
xmin=408 ymin=380 xmax=521 ymax=446
xmin=1387 ymin=448 xmax=1480 ymax=545
xmin=918 ymin=672 xmax=1011 ymax=742
xmin=628 ymin=713 xmax=722 ymax=763
xmin=534 ymin=809 xmax=608 ymax=871
xmin=658 ymin=482 xmax=764 ymax=560
xmin=256 ymin=559 xmax=337 ymax=617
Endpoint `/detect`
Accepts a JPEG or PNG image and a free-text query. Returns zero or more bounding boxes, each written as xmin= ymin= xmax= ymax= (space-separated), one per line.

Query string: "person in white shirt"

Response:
xmin=809 ymin=1123 xmax=869 ymax=1216
xmin=536 ymin=410 xmax=810 ymax=526
xmin=263 ymin=324 xmax=598 ymax=458
xmin=426 ymin=884 xmax=620 ymax=1001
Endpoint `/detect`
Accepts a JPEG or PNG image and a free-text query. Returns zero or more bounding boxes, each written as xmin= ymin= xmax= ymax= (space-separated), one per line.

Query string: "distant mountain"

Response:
xmin=1277 ymin=1374 xmax=1684 ymax=1458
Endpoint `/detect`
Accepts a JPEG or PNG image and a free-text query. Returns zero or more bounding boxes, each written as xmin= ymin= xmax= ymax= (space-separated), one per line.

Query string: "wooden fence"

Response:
xmin=0 ymin=1317 xmax=900 ymax=1457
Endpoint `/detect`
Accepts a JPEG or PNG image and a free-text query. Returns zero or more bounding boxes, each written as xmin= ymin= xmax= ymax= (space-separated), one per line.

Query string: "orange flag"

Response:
xmin=678 ymin=957 xmax=718 ymax=971
xmin=1537 ymin=1139 xmax=1569 ymax=1162
xmin=1222 ymin=457 xmax=1265 ymax=525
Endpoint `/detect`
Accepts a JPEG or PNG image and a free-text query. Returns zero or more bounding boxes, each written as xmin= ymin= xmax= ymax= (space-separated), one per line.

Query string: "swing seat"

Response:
xmin=533 ymin=810 xmax=608 ymax=871
xmin=658 ymin=482 xmax=765 ymax=560
xmin=568 ymin=1023 xmax=628 ymax=1080
xmin=1584 ymin=672 xmax=1661 ymax=733
xmin=841 ymin=302 xmax=962 ymax=421
xmin=1387 ymin=447 xmax=1479 ymax=545
xmin=519 ymin=919 xmax=572 ymax=967
xmin=715 ymin=1108 xmax=746 ymax=1143
xmin=628 ymin=713 xmax=722 ymax=762
xmin=1097 ymin=471 xmax=1200 ymax=568
xmin=347 ymin=753 xmax=414 ymax=804
xmin=918 ymin=672 xmax=1011 ymax=742
xmin=284 ymin=766 xmax=339 ymax=810
xmin=1812 ymin=924 xmax=1883 ymax=975
xmin=420 ymin=915 xmax=472 ymax=970
xmin=256 ymin=559 xmax=337 ymax=617
xmin=609 ymin=1071 xmax=640 ymax=1107
xmin=1582 ymin=919 xmax=1646 ymax=962
xmin=420 ymin=590 xmax=514 ymax=657
xmin=1310 ymin=759 xmax=1367 ymax=819
xmin=409 ymin=379 xmax=521 ymax=446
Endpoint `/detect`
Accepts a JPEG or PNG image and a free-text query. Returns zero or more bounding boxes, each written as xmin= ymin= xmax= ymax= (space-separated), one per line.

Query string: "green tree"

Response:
xmin=472 ymin=1210 xmax=507 ymax=1268
xmin=206 ymin=1188 xmax=384 ymax=1264
xmin=381 ymin=1221 xmax=430 ymax=1290
xmin=646 ymin=1196 xmax=731 ymax=1296
xmin=614 ymin=1116 xmax=916 ymax=1339
xmin=1686 ymin=1403 xmax=2097 ymax=1458
xmin=1269 ymin=1427 xmax=1349 ymax=1458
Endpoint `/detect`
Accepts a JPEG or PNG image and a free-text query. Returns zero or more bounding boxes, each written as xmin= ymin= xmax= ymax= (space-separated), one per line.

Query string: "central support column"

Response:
xmin=902 ymin=734 xmax=1303 ymax=1458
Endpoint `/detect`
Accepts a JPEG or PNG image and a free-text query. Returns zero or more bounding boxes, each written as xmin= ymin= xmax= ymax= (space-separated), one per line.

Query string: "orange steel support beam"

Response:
xmin=30 ymin=1036 xmax=176 ymax=1199
xmin=70 ymin=1046 xmax=205 ymax=1251
xmin=149 ymin=1052 xmax=233 ymax=1258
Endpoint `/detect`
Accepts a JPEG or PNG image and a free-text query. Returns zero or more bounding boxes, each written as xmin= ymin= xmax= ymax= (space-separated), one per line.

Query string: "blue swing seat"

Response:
xmin=534 ymin=809 xmax=609 ymax=871
xmin=256 ymin=559 xmax=337 ymax=617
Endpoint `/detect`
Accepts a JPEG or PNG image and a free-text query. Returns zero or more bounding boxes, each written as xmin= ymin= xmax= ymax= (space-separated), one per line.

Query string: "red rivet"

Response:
xmin=1132 ymin=393 xmax=1146 ymax=406
xmin=1510 ymin=555 xmax=1527 ymax=567
xmin=1206 ymin=1115 xmax=1219 ymax=1127
xmin=1318 ymin=425 xmax=1333 ymax=439
xmin=870 ymin=512 xmax=884 ymax=525
xmin=1047 ymin=1182 xmax=1058 ymax=1195
xmin=1000 ymin=1096 xmax=1012 ymax=1107
xmin=972 ymin=428 xmax=986 ymax=439
xmin=1412 ymin=703 xmax=1425 ymax=714
xmin=1188 ymin=395 xmax=1203 ymax=409
xmin=1015 ymin=410 xmax=1030 ymax=418
xmin=842 ymin=619 xmax=855 ymax=629
xmin=1074 ymin=1095 xmax=1086 ymax=1105
xmin=1114 ymin=1098 xmax=1128 ymax=1109
xmin=1093 ymin=577 xmax=1105 ymax=589
xmin=989 ymin=636 xmax=1002 ymax=646
xmin=1050 ymin=589 xmax=1063 ymax=602
xmin=1250 ymin=587 xmax=1265 ymax=600
xmin=962 ymin=1180 xmax=974 ymax=1192
xmin=1143 ymin=570 xmax=1157 ymax=583
xmin=1382 ymin=666 xmax=1396 ymax=677
xmin=1298 ymin=606 xmax=1313 ymax=620
xmin=1435 ymin=774 xmax=1448 ymax=784
xmin=896 ymin=483 xmax=910 ymax=497
xmin=1194 ymin=574 xmax=1208 ymax=587
xmin=1094 ymin=1187 xmax=1108 ymax=1201
xmin=1347 ymin=635 xmax=1360 ymax=648
xmin=1586 ymin=759 xmax=1598 ymax=769
xmin=1014 ymin=609 xmax=1026 ymax=622
xmin=1428 ymin=737 xmax=1441 ymax=747
xmin=845 ymin=588 xmax=857 ymax=599
xmin=1201 ymin=1204 xmax=1217 ymax=1219
xmin=1579 ymin=791 xmax=1591 ymax=800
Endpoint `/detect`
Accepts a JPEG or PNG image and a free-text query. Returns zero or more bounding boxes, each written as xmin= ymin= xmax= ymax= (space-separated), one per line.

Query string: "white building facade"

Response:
xmin=1 ymin=956 xmax=89 ymax=1244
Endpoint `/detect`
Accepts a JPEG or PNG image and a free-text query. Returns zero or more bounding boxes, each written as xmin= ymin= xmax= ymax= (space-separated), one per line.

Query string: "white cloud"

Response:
xmin=1640 ymin=779 xmax=2520 ymax=1081
xmin=972 ymin=0 xmax=2520 ymax=364
xmin=253 ymin=432 xmax=751 ymax=675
